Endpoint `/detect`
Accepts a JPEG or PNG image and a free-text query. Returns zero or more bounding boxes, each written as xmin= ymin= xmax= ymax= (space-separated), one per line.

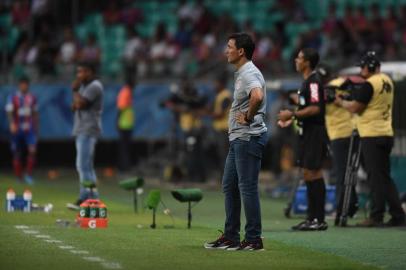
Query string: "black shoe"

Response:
xmin=66 ymin=199 xmax=83 ymax=211
xmin=385 ymin=217 xmax=406 ymax=227
xmin=204 ymin=231 xmax=239 ymax=250
xmin=291 ymin=220 xmax=311 ymax=231
xmin=233 ymin=238 xmax=264 ymax=251
xmin=311 ymin=220 xmax=328 ymax=231
xmin=293 ymin=219 xmax=328 ymax=231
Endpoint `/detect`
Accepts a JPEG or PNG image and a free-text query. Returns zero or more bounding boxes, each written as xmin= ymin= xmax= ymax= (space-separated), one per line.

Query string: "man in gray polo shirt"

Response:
xmin=67 ymin=62 xmax=103 ymax=210
xmin=204 ymin=33 xmax=267 ymax=251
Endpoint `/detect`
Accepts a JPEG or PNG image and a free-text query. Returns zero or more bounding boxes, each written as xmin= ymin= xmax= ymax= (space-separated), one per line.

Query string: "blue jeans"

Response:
xmin=75 ymin=134 xmax=99 ymax=201
xmin=222 ymin=133 xmax=267 ymax=242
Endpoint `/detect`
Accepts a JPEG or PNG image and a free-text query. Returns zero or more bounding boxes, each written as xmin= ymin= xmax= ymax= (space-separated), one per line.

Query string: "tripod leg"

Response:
xmin=151 ymin=208 xmax=156 ymax=229
xmin=188 ymin=202 xmax=191 ymax=229
xmin=339 ymin=133 xmax=361 ymax=226
xmin=284 ymin=169 xmax=302 ymax=218
xmin=133 ymin=189 xmax=138 ymax=213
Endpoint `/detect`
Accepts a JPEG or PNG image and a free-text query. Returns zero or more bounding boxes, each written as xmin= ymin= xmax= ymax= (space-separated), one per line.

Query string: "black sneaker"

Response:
xmin=233 ymin=238 xmax=264 ymax=251
xmin=66 ymin=199 xmax=83 ymax=211
xmin=291 ymin=220 xmax=311 ymax=231
xmin=308 ymin=220 xmax=328 ymax=231
xmin=204 ymin=231 xmax=239 ymax=250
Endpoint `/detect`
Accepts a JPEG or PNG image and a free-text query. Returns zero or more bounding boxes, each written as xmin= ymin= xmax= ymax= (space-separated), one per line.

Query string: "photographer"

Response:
xmin=335 ymin=52 xmax=405 ymax=227
xmin=164 ymin=76 xmax=208 ymax=182
xmin=321 ymin=66 xmax=360 ymax=226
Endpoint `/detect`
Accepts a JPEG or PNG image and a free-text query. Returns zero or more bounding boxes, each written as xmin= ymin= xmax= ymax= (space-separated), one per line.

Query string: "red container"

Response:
xmin=76 ymin=199 xmax=108 ymax=228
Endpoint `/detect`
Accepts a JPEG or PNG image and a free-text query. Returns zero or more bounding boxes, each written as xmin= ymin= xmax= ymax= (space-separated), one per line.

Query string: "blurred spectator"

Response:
xmin=177 ymin=0 xmax=204 ymax=23
xmin=122 ymin=27 xmax=143 ymax=79
xmin=57 ymin=27 xmax=79 ymax=79
xmin=11 ymin=0 xmax=30 ymax=29
xmin=322 ymin=3 xmax=338 ymax=35
xmin=149 ymin=23 xmax=178 ymax=75
xmin=194 ymin=6 xmax=213 ymax=35
xmin=120 ymin=2 xmax=143 ymax=27
xmin=13 ymin=36 xmax=31 ymax=66
xmin=36 ymin=36 xmax=56 ymax=77
xmin=174 ymin=19 xmax=192 ymax=49
xmin=79 ymin=33 xmax=101 ymax=70
xmin=103 ymin=1 xmax=120 ymax=25
xmin=2 ymin=0 xmax=406 ymax=82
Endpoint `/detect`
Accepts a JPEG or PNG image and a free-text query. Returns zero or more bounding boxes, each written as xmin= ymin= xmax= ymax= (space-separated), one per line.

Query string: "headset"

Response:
xmin=359 ymin=51 xmax=380 ymax=72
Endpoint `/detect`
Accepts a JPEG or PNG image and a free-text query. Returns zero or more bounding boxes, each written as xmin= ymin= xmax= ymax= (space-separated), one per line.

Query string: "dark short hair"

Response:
xmin=228 ymin=33 xmax=255 ymax=60
xmin=77 ymin=61 xmax=96 ymax=73
xmin=301 ymin=48 xmax=319 ymax=70
xmin=18 ymin=75 xmax=30 ymax=83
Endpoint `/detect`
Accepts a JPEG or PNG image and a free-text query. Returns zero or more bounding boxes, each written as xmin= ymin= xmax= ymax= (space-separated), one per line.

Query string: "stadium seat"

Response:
xmin=0 ymin=14 xmax=11 ymax=28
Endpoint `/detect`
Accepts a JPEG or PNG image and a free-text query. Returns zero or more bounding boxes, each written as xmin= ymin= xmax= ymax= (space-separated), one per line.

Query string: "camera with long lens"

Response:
xmin=325 ymin=78 xmax=363 ymax=103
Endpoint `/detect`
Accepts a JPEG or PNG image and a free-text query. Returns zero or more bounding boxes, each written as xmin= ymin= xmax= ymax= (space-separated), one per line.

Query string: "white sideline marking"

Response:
xmin=35 ymin=235 xmax=51 ymax=239
xmin=15 ymin=225 xmax=29 ymax=229
xmin=83 ymin=256 xmax=105 ymax=262
xmin=23 ymin=230 xmax=39 ymax=234
xmin=70 ymin=250 xmax=89 ymax=255
xmin=15 ymin=225 xmax=122 ymax=269
xmin=59 ymin=245 xmax=74 ymax=250
xmin=101 ymin=262 xmax=123 ymax=269
xmin=44 ymin=239 xmax=63 ymax=243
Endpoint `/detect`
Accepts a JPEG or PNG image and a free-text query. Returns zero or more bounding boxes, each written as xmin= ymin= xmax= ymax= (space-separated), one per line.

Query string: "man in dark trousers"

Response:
xmin=278 ymin=48 xmax=329 ymax=231
xmin=204 ymin=33 xmax=267 ymax=251
xmin=335 ymin=51 xmax=405 ymax=227
xmin=116 ymin=77 xmax=135 ymax=172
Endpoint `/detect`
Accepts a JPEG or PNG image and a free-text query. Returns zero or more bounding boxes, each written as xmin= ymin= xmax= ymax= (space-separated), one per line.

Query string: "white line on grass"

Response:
xmin=101 ymin=262 xmax=123 ymax=269
xmin=15 ymin=225 xmax=29 ymax=229
xmin=82 ymin=256 xmax=105 ymax=262
xmin=22 ymin=230 xmax=39 ymax=234
xmin=58 ymin=245 xmax=74 ymax=250
xmin=35 ymin=235 xmax=51 ymax=239
xmin=44 ymin=239 xmax=63 ymax=243
xmin=16 ymin=225 xmax=123 ymax=269
xmin=70 ymin=250 xmax=90 ymax=255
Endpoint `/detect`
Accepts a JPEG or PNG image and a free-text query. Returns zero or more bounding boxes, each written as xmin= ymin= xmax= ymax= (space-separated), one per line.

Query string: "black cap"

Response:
xmin=358 ymin=51 xmax=380 ymax=70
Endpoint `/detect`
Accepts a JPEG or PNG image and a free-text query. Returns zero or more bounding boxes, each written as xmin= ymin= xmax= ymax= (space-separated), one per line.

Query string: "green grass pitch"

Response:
xmin=1 ymin=171 xmax=405 ymax=270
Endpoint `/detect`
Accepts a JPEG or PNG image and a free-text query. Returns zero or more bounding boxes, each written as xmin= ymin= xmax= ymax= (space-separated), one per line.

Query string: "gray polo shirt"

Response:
xmin=72 ymin=79 xmax=103 ymax=137
xmin=229 ymin=61 xmax=267 ymax=141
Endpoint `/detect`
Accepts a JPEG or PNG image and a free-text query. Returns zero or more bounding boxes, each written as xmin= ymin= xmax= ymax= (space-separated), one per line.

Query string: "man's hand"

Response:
xmin=278 ymin=109 xmax=294 ymax=121
xmin=71 ymin=78 xmax=82 ymax=92
xmin=10 ymin=122 xmax=17 ymax=134
xmin=278 ymin=119 xmax=293 ymax=128
xmin=333 ymin=93 xmax=343 ymax=107
xmin=236 ymin=111 xmax=250 ymax=125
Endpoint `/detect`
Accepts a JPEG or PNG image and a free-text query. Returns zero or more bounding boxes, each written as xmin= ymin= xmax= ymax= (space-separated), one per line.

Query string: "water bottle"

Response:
xmin=89 ymin=202 xmax=99 ymax=218
xmin=79 ymin=200 xmax=89 ymax=218
xmin=6 ymin=189 xmax=16 ymax=212
xmin=23 ymin=189 xmax=32 ymax=212
xmin=99 ymin=202 xmax=107 ymax=218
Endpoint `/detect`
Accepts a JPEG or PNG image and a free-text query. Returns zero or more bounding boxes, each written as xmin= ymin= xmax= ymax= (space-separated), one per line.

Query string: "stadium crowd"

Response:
xmin=1 ymin=0 xmax=406 ymax=82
